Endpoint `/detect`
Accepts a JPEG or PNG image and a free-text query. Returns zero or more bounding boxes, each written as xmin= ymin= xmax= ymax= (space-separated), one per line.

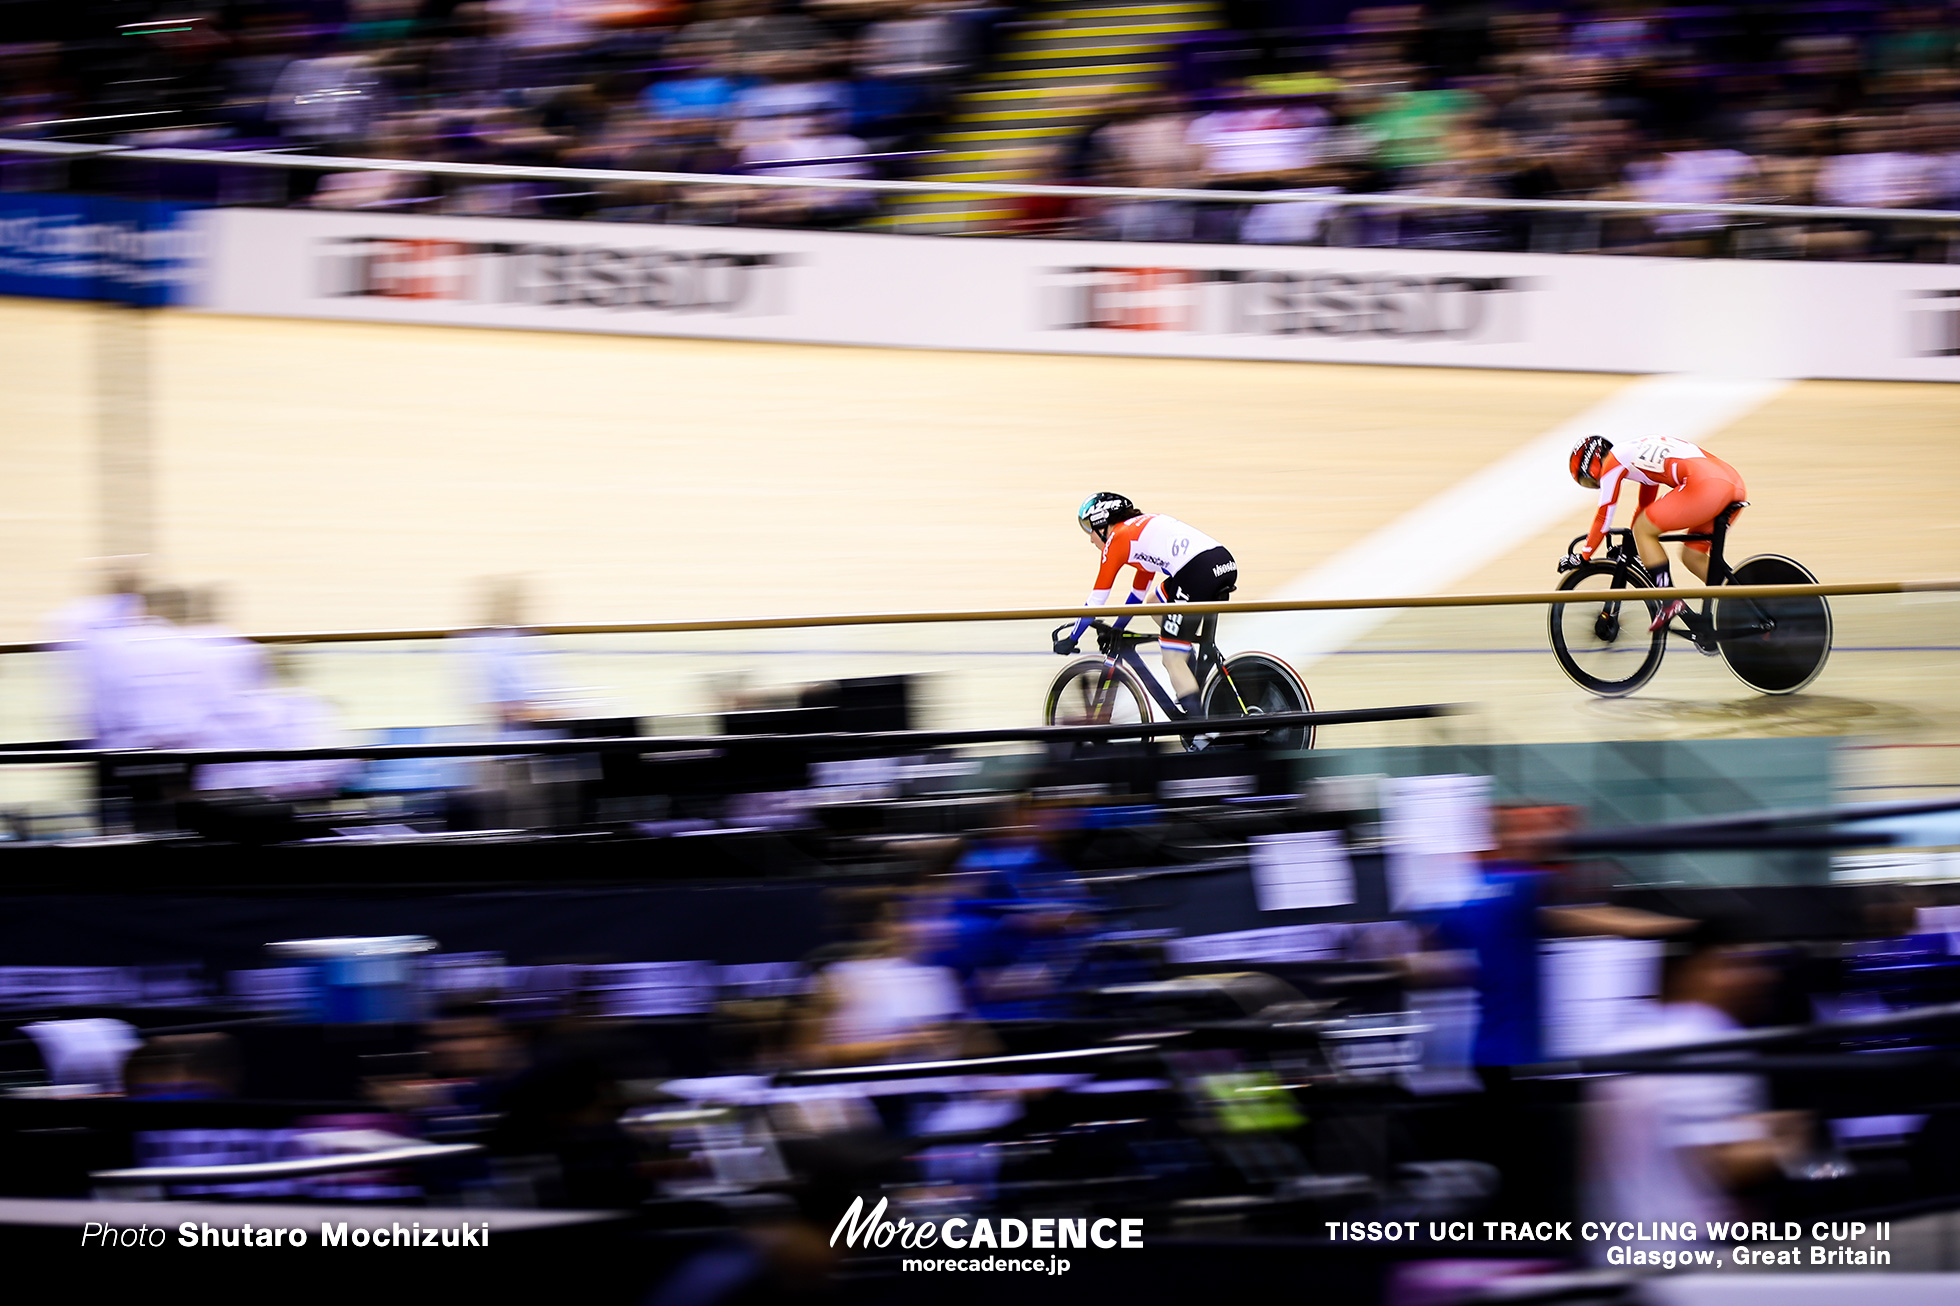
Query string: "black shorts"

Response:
xmin=1161 ymin=546 xmax=1236 ymax=646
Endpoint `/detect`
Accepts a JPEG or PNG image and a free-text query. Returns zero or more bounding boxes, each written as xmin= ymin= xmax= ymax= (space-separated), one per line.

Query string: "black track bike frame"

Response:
xmin=1568 ymin=501 xmax=1772 ymax=647
xmin=1081 ymin=617 xmax=1251 ymax=721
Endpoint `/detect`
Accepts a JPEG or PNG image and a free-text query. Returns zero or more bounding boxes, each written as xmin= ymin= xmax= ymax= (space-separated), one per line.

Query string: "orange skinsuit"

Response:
xmin=1584 ymin=435 xmax=1748 ymax=557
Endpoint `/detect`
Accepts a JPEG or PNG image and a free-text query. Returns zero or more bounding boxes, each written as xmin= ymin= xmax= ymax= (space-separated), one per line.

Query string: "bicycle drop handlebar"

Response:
xmin=1049 ymin=620 xmax=1160 ymax=656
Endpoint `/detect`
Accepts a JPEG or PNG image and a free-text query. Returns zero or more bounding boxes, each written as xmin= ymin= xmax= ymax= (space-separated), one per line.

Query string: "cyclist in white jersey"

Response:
xmin=1055 ymin=493 xmax=1238 ymax=718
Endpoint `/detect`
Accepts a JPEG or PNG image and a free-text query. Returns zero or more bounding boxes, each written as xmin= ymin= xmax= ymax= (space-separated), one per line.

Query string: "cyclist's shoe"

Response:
xmin=1649 ymin=598 xmax=1686 ymax=632
xmin=1175 ymin=694 xmax=1213 ymax=752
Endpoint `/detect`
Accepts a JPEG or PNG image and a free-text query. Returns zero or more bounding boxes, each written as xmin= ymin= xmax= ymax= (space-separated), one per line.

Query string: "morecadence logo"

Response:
xmin=829 ymin=1196 xmax=1142 ymax=1275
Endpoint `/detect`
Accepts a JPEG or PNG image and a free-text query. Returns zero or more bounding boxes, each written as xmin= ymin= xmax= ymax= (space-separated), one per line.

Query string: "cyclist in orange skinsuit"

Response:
xmin=1566 ymin=434 xmax=1748 ymax=631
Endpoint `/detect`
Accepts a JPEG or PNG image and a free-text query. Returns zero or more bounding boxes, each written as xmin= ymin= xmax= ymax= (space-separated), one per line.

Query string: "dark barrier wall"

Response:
xmin=0 ymin=882 xmax=830 ymax=972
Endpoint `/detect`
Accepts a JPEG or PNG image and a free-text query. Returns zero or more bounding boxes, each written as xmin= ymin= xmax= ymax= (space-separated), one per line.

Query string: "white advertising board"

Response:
xmin=194 ymin=207 xmax=1960 ymax=381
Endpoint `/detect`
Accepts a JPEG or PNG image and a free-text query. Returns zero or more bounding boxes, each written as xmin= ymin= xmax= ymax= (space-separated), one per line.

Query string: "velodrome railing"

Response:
xmin=5 ymin=136 xmax=1960 ymax=228
xmin=0 ymin=577 xmax=1948 ymax=656
xmin=0 ymin=580 xmax=1952 ymax=807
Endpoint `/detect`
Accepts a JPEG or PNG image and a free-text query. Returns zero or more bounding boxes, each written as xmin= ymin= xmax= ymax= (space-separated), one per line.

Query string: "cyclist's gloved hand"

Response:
xmin=1052 ymin=635 xmax=1077 ymax=656
xmin=1558 ymin=551 xmax=1586 ymax=573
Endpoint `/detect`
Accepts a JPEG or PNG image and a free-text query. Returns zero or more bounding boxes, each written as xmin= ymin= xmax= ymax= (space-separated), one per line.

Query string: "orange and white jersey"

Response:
xmin=1586 ymin=436 xmax=1716 ymax=553
xmin=1086 ymin=513 xmax=1224 ymax=606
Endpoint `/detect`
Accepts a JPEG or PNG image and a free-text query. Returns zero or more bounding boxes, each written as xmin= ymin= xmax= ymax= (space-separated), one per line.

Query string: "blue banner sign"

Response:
xmin=0 ymin=192 xmax=200 ymax=306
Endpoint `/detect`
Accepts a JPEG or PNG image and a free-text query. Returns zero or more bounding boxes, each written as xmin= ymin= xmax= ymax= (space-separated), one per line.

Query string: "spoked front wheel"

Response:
xmin=1549 ymin=562 xmax=1667 ymax=697
xmin=1043 ymin=656 xmax=1153 ymax=730
xmin=1715 ymin=554 xmax=1832 ymax=695
xmin=1200 ymin=652 xmax=1315 ymax=751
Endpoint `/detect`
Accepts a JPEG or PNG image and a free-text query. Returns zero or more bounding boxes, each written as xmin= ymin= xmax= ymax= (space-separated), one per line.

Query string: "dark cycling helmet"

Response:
xmin=1569 ymin=435 xmax=1612 ymax=489
xmin=1078 ymin=492 xmax=1140 ymax=532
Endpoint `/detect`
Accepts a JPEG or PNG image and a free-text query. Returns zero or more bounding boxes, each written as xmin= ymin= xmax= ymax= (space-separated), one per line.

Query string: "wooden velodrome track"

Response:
xmin=2 ymin=296 xmax=1957 ymax=808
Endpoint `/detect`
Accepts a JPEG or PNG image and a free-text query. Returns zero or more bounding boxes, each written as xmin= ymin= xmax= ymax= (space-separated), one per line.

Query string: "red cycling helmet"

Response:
xmin=1569 ymin=435 xmax=1612 ymax=489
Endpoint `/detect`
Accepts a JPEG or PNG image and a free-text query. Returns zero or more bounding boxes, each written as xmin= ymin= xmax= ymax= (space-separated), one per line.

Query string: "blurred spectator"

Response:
xmin=1582 ymin=922 xmax=1813 ymax=1254
xmin=738 ymin=110 xmax=875 ymax=226
xmin=1408 ymin=803 xmax=1689 ymax=1215
xmin=1238 ymin=183 xmax=1343 ymax=244
xmin=21 ymin=1017 xmax=140 ymax=1096
xmin=926 ymin=793 xmax=1099 ymax=1020
xmin=795 ymin=897 xmax=969 ymax=1066
xmin=1624 ymin=136 xmax=1757 ymax=251
xmin=1188 ymin=91 xmax=1330 ymax=185
xmin=1415 ymin=805 xmax=1683 ymax=1077
xmin=266 ymin=33 xmax=387 ymax=150
xmin=209 ymin=648 xmax=359 ymax=800
xmin=461 ymin=575 xmax=559 ymax=736
xmin=370 ymin=1005 xmax=528 ymax=1140
xmin=125 ymin=1033 xmax=241 ymax=1100
xmin=1817 ymin=118 xmax=1936 ymax=211
xmin=45 ymin=558 xmax=148 ymax=746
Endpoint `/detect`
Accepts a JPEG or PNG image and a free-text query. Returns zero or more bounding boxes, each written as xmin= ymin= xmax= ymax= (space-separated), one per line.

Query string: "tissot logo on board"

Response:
xmin=317 ymin=236 xmax=793 ymax=313
xmin=1048 ymin=265 xmax=1533 ymax=340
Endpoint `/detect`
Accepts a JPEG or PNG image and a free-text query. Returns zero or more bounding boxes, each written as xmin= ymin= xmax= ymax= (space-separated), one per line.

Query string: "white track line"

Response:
xmin=1227 ymin=373 xmax=1791 ymax=672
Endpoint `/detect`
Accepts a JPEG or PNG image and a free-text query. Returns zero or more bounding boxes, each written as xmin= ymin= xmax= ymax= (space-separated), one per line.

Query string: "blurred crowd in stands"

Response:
xmin=5 ymin=2 xmax=1960 ymax=251
xmin=45 ymin=560 xmax=356 ymax=799
xmin=1044 ymin=1 xmax=1960 ymax=255
xmin=0 ymin=0 xmax=1011 ymax=228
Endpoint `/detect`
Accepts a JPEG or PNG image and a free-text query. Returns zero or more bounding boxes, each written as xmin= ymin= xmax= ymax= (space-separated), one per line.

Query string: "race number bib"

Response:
xmin=1626 ymin=436 xmax=1705 ymax=475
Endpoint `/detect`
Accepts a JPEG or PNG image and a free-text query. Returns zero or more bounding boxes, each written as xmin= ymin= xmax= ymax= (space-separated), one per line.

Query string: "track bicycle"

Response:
xmin=1548 ymin=500 xmax=1832 ymax=697
xmin=1042 ymin=616 xmax=1315 ymax=751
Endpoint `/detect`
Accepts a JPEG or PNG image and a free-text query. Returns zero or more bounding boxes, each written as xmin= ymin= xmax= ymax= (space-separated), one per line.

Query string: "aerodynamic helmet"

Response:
xmin=1077 ymin=492 xmax=1140 ymax=533
xmin=1570 ymin=435 xmax=1612 ymax=489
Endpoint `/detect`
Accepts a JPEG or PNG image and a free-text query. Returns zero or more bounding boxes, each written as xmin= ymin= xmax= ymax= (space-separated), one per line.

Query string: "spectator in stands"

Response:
xmin=1622 ymin=134 xmax=1758 ymax=254
xmin=728 ymin=58 xmax=854 ymax=150
xmin=645 ymin=32 xmax=754 ymax=122
xmin=426 ymin=2 xmax=519 ymax=108
xmin=371 ymin=1003 xmax=529 ymax=1137
xmin=265 ymin=30 xmax=388 ymax=151
xmin=45 ymin=558 xmax=147 ymax=746
xmin=462 ymin=576 xmax=558 ymax=737
xmin=795 ymin=897 xmax=969 ymax=1066
xmin=1187 ymin=89 xmax=1331 ymax=187
xmin=925 ymin=791 xmax=1097 ymax=1021
xmin=737 ymin=106 xmax=876 ymax=227
xmin=211 ymin=648 xmax=359 ymax=801
xmin=1238 ymin=181 xmax=1345 ymax=244
xmin=1361 ymin=75 xmax=1481 ymax=181
xmin=1082 ymin=93 xmax=1202 ymax=241
xmin=680 ymin=0 xmax=825 ymax=73
xmin=1582 ymin=921 xmax=1813 ymax=1256
xmin=182 ymin=583 xmax=269 ymax=791
xmin=126 ymin=1033 xmax=242 ymax=1100
xmin=1406 ymin=803 xmax=1689 ymax=1216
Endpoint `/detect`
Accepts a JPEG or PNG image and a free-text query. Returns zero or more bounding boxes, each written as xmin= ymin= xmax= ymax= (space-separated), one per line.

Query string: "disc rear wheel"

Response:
xmin=1715 ymin=555 xmax=1832 ymax=695
xmin=1201 ymin=653 xmax=1314 ymax=751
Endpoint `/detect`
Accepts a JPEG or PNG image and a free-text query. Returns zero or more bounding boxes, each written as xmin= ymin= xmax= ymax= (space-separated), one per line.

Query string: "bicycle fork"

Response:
xmin=1210 ymin=659 xmax=1250 ymax=717
xmin=1088 ymin=656 xmax=1126 ymax=721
